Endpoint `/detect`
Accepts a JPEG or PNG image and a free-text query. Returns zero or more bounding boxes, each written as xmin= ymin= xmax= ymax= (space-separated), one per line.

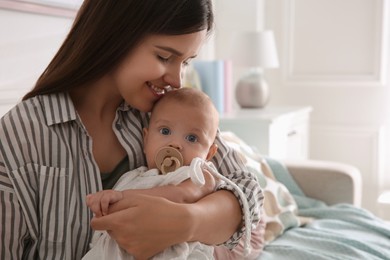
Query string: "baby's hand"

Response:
xmin=86 ymin=190 xmax=123 ymax=217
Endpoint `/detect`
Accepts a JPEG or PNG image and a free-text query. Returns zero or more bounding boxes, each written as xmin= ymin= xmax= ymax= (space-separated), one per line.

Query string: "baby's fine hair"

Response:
xmin=152 ymin=88 xmax=217 ymax=115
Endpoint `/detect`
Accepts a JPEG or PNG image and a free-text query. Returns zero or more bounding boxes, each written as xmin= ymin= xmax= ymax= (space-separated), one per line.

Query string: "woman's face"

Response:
xmin=110 ymin=31 xmax=208 ymax=112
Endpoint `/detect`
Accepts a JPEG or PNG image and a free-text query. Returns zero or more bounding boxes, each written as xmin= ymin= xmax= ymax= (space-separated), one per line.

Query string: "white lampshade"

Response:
xmin=232 ymin=30 xmax=279 ymax=69
xmin=231 ymin=30 xmax=279 ymax=108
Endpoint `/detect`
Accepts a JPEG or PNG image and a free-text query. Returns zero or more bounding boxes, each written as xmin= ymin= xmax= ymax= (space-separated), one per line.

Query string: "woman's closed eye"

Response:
xmin=157 ymin=55 xmax=170 ymax=63
xmin=157 ymin=54 xmax=192 ymax=67
xmin=182 ymin=58 xmax=193 ymax=67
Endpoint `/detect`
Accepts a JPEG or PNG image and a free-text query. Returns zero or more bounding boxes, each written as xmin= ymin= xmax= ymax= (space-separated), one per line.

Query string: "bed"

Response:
xmin=220 ymin=131 xmax=390 ymax=260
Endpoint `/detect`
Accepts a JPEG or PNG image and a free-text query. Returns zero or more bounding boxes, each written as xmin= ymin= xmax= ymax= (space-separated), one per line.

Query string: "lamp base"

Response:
xmin=235 ymin=72 xmax=270 ymax=108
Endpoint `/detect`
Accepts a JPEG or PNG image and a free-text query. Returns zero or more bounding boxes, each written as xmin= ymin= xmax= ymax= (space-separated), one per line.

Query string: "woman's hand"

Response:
xmin=90 ymin=194 xmax=194 ymax=259
xmin=90 ymin=190 xmax=242 ymax=259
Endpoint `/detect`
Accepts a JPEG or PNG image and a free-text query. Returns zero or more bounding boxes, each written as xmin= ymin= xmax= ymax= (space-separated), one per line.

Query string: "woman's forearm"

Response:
xmin=186 ymin=190 xmax=242 ymax=245
xmin=119 ymin=188 xmax=242 ymax=245
xmin=95 ymin=190 xmax=243 ymax=257
xmin=121 ymin=175 xmax=215 ymax=204
xmin=121 ymin=187 xmax=242 ymax=244
xmin=121 ymin=185 xmax=183 ymax=203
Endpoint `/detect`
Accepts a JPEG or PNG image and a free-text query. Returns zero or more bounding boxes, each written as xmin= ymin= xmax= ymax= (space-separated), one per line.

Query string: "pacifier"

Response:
xmin=155 ymin=147 xmax=184 ymax=174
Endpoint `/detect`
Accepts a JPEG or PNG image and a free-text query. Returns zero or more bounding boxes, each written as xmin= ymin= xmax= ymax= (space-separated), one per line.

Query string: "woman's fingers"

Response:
xmin=90 ymin=208 xmax=127 ymax=231
xmin=89 ymin=194 xmax=193 ymax=259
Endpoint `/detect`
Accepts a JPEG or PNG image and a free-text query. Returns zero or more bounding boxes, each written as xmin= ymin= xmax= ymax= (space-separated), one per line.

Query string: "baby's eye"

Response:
xmin=159 ymin=127 xmax=171 ymax=135
xmin=186 ymin=134 xmax=198 ymax=143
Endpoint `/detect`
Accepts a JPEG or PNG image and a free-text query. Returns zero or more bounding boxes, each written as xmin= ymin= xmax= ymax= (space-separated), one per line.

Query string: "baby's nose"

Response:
xmin=169 ymin=143 xmax=182 ymax=150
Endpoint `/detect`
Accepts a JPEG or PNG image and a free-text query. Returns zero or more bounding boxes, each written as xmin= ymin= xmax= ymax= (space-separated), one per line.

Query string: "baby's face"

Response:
xmin=143 ymin=101 xmax=217 ymax=169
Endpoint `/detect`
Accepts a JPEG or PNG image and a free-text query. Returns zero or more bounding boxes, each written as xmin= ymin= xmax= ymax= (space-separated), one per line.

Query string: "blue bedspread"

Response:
xmin=259 ymin=158 xmax=390 ymax=260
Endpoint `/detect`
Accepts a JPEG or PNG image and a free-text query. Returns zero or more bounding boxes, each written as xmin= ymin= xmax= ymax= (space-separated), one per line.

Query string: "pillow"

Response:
xmin=220 ymin=131 xmax=306 ymax=242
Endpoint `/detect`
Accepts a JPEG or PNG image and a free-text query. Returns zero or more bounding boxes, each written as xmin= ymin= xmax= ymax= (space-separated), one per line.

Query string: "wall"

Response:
xmin=264 ymin=0 xmax=390 ymax=214
xmin=0 ymin=9 xmax=73 ymax=116
xmin=213 ymin=0 xmax=390 ymax=215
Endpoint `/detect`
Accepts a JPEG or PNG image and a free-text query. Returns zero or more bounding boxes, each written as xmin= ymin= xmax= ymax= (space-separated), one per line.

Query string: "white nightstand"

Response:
xmin=219 ymin=106 xmax=312 ymax=160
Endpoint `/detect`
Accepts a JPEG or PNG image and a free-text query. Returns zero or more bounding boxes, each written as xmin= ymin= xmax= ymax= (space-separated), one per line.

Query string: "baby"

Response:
xmin=83 ymin=88 xmax=252 ymax=259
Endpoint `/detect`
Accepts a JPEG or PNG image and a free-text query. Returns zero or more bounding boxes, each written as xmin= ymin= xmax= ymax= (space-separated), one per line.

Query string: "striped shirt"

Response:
xmin=0 ymin=92 xmax=263 ymax=260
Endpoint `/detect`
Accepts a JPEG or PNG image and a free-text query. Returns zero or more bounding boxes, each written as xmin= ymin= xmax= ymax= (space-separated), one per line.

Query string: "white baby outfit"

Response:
xmin=82 ymin=158 xmax=252 ymax=260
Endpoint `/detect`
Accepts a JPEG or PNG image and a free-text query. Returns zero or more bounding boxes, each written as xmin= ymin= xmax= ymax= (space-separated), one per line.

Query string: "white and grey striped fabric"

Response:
xmin=0 ymin=92 xmax=263 ymax=259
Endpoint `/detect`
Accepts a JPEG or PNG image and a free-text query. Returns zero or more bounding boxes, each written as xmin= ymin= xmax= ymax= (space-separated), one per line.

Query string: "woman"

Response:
xmin=0 ymin=0 xmax=263 ymax=259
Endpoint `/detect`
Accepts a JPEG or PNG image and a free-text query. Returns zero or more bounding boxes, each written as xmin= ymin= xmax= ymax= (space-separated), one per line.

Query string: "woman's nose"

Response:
xmin=164 ymin=64 xmax=183 ymax=89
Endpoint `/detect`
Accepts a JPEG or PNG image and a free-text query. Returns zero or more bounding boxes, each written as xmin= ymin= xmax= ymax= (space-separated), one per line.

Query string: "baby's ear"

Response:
xmin=143 ymin=128 xmax=148 ymax=138
xmin=206 ymin=143 xmax=218 ymax=161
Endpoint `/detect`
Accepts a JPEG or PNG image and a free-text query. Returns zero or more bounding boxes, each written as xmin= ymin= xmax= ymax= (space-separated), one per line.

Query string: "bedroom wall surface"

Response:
xmin=263 ymin=0 xmax=390 ymax=214
xmin=0 ymin=9 xmax=72 ymax=116
xmin=212 ymin=0 xmax=390 ymax=214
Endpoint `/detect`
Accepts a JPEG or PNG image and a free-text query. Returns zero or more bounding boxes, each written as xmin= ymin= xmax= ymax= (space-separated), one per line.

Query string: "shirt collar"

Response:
xmin=40 ymin=92 xmax=78 ymax=126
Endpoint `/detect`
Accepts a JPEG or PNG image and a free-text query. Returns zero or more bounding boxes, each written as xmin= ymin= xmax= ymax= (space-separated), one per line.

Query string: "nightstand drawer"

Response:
xmin=285 ymin=120 xmax=309 ymax=159
xmin=219 ymin=106 xmax=312 ymax=159
xmin=284 ymin=110 xmax=310 ymax=159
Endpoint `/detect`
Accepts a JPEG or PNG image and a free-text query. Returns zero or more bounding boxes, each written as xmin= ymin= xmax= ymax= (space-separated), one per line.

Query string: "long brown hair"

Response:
xmin=23 ymin=0 xmax=214 ymax=100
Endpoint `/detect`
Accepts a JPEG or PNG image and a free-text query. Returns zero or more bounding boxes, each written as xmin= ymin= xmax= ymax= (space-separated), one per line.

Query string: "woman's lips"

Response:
xmin=147 ymin=82 xmax=165 ymax=96
xmin=147 ymin=82 xmax=173 ymax=96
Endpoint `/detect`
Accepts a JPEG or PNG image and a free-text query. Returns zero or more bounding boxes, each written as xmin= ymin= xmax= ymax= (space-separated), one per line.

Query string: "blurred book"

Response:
xmin=193 ymin=60 xmax=232 ymax=114
xmin=223 ymin=60 xmax=233 ymax=113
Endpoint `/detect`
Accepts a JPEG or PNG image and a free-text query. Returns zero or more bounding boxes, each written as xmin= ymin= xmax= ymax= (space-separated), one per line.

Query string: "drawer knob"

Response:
xmin=287 ymin=130 xmax=297 ymax=137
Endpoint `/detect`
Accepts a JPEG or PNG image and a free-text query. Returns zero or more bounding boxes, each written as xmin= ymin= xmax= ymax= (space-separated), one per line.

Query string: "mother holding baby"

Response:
xmin=0 ymin=0 xmax=263 ymax=259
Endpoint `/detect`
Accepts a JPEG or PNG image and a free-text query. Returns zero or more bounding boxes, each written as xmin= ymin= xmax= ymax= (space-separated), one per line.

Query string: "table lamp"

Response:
xmin=232 ymin=30 xmax=279 ymax=108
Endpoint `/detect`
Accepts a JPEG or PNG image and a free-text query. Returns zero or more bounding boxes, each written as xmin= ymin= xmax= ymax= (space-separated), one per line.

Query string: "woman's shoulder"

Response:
xmin=1 ymin=96 xmax=44 ymax=126
xmin=0 ymin=98 xmax=44 ymax=165
xmin=2 ymin=96 xmax=33 ymax=118
xmin=1 ymin=93 xmax=76 ymax=128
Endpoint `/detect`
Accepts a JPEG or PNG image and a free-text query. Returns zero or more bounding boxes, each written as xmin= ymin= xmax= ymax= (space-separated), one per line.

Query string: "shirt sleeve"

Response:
xmin=211 ymin=130 xmax=264 ymax=249
xmin=0 ymin=153 xmax=29 ymax=259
